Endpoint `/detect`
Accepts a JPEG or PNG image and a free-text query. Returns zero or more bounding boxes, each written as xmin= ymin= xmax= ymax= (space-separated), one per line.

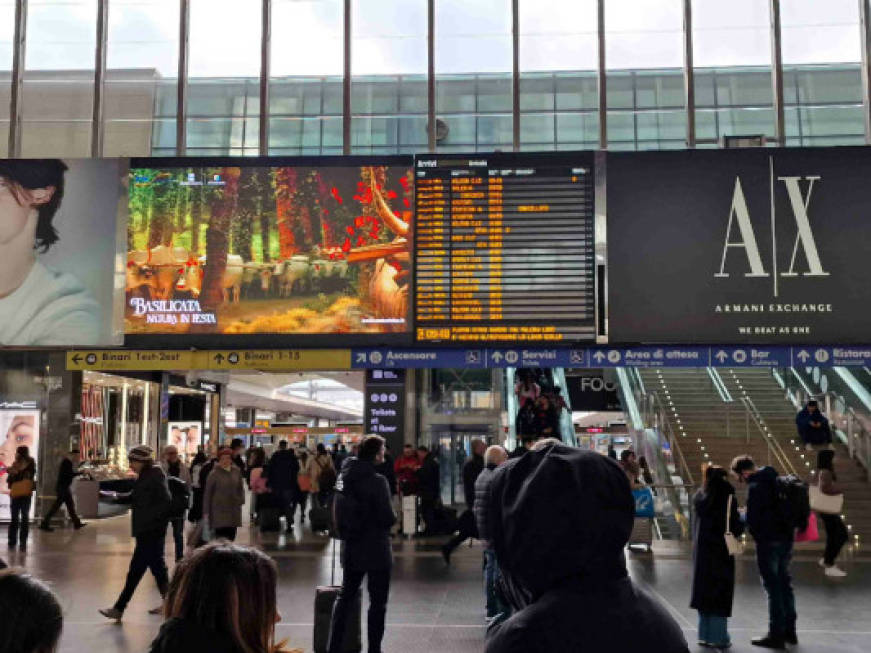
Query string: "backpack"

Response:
xmin=316 ymin=458 xmax=337 ymax=492
xmin=776 ymin=475 xmax=810 ymax=532
xmin=330 ymin=482 xmax=367 ymax=541
xmin=167 ymin=476 xmax=191 ymax=518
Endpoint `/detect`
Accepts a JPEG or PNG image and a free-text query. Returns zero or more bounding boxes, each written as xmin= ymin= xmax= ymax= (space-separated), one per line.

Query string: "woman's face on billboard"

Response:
xmin=0 ymin=179 xmax=53 ymax=246
xmin=1 ymin=415 xmax=35 ymax=466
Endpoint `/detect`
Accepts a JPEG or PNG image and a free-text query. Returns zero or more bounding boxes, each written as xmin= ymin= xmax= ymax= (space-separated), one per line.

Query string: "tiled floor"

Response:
xmin=4 ymin=515 xmax=870 ymax=653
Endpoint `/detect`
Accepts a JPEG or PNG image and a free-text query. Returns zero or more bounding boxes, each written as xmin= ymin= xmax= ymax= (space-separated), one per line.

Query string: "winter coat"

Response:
xmin=394 ymin=453 xmax=421 ymax=495
xmin=533 ymin=407 xmax=559 ymax=438
xmin=160 ymin=460 xmax=192 ymax=487
xmin=415 ymin=454 xmax=440 ymax=501
xmin=463 ymin=454 xmax=485 ymax=509
xmin=6 ymin=458 xmax=36 ymax=494
xmin=203 ymin=464 xmax=244 ymax=530
xmin=474 ymin=463 xmax=498 ymax=548
xmin=149 ymin=617 xmax=241 ymax=653
xmin=336 ymin=457 xmax=396 ymax=571
xmin=266 ymin=448 xmax=299 ymax=492
xmin=307 ymin=454 xmax=335 ymax=493
xmin=120 ymin=464 xmax=171 ymax=537
xmin=374 ymin=453 xmax=397 ymax=495
xmin=516 ymin=406 xmax=537 ymax=437
xmin=796 ymin=408 xmax=832 ymax=445
xmin=690 ymin=479 xmax=744 ymax=617
xmin=485 ymin=443 xmax=689 ymax=653
xmin=746 ymin=466 xmax=793 ymax=543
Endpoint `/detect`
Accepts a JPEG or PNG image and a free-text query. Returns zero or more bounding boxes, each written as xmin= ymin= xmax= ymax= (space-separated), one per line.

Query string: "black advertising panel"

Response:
xmin=364 ymin=368 xmax=406 ymax=452
xmin=608 ymin=147 xmax=871 ymax=344
xmin=414 ymin=152 xmax=596 ymax=344
xmin=566 ymin=370 xmax=622 ymax=412
xmin=125 ymin=156 xmax=413 ymax=347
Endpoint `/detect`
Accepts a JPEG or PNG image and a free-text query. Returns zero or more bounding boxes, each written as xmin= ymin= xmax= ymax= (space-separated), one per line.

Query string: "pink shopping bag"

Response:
xmin=794 ymin=512 xmax=819 ymax=543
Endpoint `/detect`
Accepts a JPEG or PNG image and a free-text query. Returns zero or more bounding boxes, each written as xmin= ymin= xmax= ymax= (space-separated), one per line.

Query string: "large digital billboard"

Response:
xmin=0 ymin=159 xmax=125 ymax=346
xmin=608 ymin=147 xmax=871 ymax=343
xmin=125 ymin=157 xmax=413 ymax=345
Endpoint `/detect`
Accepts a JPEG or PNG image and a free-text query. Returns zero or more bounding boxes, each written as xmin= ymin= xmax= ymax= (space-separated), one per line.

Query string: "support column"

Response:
xmin=427 ymin=0 xmax=436 ymax=151
xmin=8 ymin=0 xmax=27 ymax=157
xmin=770 ymin=0 xmax=786 ymax=145
xmin=176 ymin=0 xmax=190 ymax=155
xmin=860 ymin=0 xmax=871 ymax=143
xmin=682 ymin=0 xmax=695 ymax=147
xmin=512 ymin=0 xmax=520 ymax=151
xmin=259 ymin=0 xmax=271 ymax=155
xmin=342 ymin=0 xmax=351 ymax=154
xmin=597 ymin=0 xmax=607 ymax=149
xmin=90 ymin=0 xmax=108 ymax=157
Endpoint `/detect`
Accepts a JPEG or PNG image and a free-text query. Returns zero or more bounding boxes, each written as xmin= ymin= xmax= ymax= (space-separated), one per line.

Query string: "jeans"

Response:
xmin=214 ymin=526 xmax=237 ymax=541
xmin=170 ymin=517 xmax=185 ymax=561
xmin=8 ymin=496 xmax=31 ymax=546
xmin=41 ymin=487 xmax=82 ymax=527
xmin=328 ymin=567 xmax=391 ymax=653
xmin=114 ymin=529 xmax=169 ymax=612
xmin=819 ymin=512 xmax=848 ymax=566
xmin=698 ymin=613 xmax=730 ymax=646
xmin=483 ymin=549 xmax=511 ymax=624
xmin=756 ymin=541 xmax=797 ymax=638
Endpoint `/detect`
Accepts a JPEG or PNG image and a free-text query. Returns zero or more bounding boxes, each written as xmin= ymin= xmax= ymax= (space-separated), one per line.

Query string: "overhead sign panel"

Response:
xmin=414 ymin=152 xmax=596 ymax=344
xmin=67 ymin=349 xmax=351 ymax=370
xmin=608 ymin=147 xmax=871 ymax=344
xmin=351 ymin=348 xmax=485 ymax=369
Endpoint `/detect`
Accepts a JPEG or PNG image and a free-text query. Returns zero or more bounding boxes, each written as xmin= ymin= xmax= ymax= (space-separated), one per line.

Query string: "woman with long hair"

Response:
xmin=6 ymin=445 xmax=36 ymax=550
xmin=816 ymin=449 xmax=848 ymax=577
xmin=150 ymin=542 xmax=300 ymax=653
xmin=690 ymin=465 xmax=743 ymax=649
xmin=0 ymin=569 xmax=63 ymax=653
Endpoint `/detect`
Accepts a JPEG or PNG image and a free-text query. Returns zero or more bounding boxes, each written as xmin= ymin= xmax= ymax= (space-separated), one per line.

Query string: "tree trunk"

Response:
xmin=191 ymin=184 xmax=202 ymax=254
xmin=274 ymin=167 xmax=298 ymax=258
xmin=200 ymin=168 xmax=241 ymax=310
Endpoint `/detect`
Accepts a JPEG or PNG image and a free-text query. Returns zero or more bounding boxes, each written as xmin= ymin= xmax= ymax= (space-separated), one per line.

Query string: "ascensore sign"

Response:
xmin=607 ymin=147 xmax=870 ymax=344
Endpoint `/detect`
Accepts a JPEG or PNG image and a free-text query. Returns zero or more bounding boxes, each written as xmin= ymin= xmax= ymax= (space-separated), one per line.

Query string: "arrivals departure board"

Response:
xmin=414 ymin=153 xmax=596 ymax=343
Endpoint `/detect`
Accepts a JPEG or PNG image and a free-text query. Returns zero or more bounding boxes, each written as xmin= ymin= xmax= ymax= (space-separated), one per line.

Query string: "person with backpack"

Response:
xmin=327 ymin=435 xmax=396 ymax=653
xmin=731 ymin=455 xmax=801 ymax=649
xmin=308 ymin=443 xmax=337 ymax=508
xmin=160 ymin=445 xmax=192 ymax=563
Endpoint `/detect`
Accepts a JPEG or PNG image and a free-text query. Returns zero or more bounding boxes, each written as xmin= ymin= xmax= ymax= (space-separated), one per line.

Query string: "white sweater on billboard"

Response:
xmin=0 ymin=261 xmax=101 ymax=345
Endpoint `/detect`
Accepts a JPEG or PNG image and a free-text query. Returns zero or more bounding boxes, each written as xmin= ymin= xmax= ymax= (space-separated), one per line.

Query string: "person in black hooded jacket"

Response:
xmin=328 ymin=435 xmax=396 ymax=653
xmin=484 ymin=442 xmax=689 ymax=653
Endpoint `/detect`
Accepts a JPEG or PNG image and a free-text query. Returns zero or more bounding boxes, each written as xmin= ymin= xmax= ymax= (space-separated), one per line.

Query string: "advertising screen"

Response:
xmin=168 ymin=421 xmax=202 ymax=460
xmin=0 ymin=159 xmax=125 ymax=346
xmin=608 ymin=147 xmax=871 ymax=344
xmin=0 ymin=409 xmax=40 ymax=520
xmin=126 ymin=157 xmax=413 ymax=345
xmin=414 ymin=152 xmax=596 ymax=343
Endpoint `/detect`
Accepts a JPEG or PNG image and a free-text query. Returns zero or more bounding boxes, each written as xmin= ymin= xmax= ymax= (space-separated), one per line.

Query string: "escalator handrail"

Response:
xmin=740 ymin=396 xmax=797 ymax=476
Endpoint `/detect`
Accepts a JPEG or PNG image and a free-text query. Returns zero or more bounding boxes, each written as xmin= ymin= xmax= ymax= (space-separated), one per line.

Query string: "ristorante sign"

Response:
xmin=607 ymin=147 xmax=871 ymax=344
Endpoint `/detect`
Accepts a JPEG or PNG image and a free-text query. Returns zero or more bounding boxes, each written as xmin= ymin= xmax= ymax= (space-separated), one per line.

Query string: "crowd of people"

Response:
xmin=513 ymin=369 xmax=568 ymax=450
xmin=0 ymin=407 xmax=854 ymax=653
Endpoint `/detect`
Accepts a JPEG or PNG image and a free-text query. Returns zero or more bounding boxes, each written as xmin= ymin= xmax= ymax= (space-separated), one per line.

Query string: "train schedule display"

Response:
xmin=414 ymin=153 xmax=596 ymax=343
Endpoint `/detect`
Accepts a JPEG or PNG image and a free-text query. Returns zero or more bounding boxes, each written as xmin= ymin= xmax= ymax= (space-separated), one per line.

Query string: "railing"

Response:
xmin=740 ymin=396 xmax=798 ymax=476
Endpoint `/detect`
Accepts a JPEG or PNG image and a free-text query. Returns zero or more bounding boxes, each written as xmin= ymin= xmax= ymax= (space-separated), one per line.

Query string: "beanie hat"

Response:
xmin=128 ymin=445 xmax=154 ymax=462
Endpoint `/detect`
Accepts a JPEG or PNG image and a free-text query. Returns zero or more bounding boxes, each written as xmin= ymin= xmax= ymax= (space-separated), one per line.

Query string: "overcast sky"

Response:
xmin=0 ymin=0 xmax=862 ymax=77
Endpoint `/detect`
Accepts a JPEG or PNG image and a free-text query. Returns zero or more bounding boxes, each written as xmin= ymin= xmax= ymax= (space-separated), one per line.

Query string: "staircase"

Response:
xmin=638 ymin=368 xmax=871 ymax=545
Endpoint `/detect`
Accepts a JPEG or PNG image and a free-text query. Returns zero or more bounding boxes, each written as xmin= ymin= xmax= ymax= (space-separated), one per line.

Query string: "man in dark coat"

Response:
xmin=374 ymin=445 xmax=397 ymax=496
xmin=795 ymin=400 xmax=832 ymax=450
xmin=39 ymin=447 xmax=86 ymax=531
xmin=266 ymin=439 xmax=300 ymax=530
xmin=732 ymin=456 xmax=797 ymax=649
xmin=99 ymin=445 xmax=172 ymax=621
xmin=442 ymin=439 xmax=486 ymax=564
xmin=485 ymin=443 xmax=689 ymax=653
xmin=327 ymin=435 xmax=396 ymax=653
xmin=475 ymin=444 xmax=510 ymax=625
xmin=415 ymin=446 xmax=440 ymax=535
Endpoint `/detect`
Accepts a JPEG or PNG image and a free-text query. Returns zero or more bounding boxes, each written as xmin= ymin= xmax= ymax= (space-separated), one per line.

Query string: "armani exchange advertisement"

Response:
xmin=607 ymin=147 xmax=871 ymax=344
xmin=0 ymin=159 xmax=125 ymax=346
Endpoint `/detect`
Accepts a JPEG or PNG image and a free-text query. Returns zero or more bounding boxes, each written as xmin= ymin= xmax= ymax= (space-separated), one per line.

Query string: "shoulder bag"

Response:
xmin=809 ymin=474 xmax=844 ymax=514
xmin=724 ymin=494 xmax=744 ymax=556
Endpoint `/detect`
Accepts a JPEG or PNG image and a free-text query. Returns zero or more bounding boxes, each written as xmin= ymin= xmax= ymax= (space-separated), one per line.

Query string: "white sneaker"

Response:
xmin=825 ymin=565 xmax=847 ymax=577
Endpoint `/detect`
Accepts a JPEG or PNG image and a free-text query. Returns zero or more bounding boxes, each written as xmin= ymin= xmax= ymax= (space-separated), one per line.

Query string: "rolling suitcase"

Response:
xmin=313 ymin=539 xmax=362 ymax=653
xmin=628 ymin=517 xmax=653 ymax=550
xmin=309 ymin=503 xmax=332 ymax=533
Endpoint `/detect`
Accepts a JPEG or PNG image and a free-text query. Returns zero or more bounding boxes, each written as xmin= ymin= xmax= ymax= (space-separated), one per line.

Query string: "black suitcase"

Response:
xmin=259 ymin=506 xmax=281 ymax=532
xmin=309 ymin=505 xmax=331 ymax=533
xmin=313 ymin=540 xmax=362 ymax=653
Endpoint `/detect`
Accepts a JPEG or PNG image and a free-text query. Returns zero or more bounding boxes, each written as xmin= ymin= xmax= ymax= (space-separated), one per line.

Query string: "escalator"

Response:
xmin=504 ymin=367 xmax=576 ymax=450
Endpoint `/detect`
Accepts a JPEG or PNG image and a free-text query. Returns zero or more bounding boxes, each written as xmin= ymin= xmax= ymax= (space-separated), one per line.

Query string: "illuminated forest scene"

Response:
xmin=126 ymin=164 xmax=413 ymax=335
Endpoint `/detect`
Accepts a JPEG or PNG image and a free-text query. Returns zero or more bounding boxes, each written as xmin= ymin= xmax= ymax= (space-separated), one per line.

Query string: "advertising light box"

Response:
xmin=125 ymin=156 xmax=413 ymax=346
xmin=0 ymin=159 xmax=126 ymax=346
xmin=607 ymin=147 xmax=871 ymax=344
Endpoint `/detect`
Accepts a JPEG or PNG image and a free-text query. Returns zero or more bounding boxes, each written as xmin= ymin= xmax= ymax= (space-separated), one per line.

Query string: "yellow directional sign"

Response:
xmin=67 ymin=350 xmax=198 ymax=371
xmin=205 ymin=349 xmax=351 ymax=370
xmin=67 ymin=349 xmax=352 ymax=371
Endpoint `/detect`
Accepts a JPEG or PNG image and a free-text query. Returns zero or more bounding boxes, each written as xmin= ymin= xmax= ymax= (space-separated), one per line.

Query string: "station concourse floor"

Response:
xmin=5 ymin=515 xmax=871 ymax=653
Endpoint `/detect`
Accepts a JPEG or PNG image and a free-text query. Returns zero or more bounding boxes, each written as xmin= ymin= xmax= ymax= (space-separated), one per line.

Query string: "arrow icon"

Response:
xmin=214 ymin=353 xmax=225 ymax=364
xmin=356 ymin=352 xmax=366 ymax=363
xmin=796 ymin=350 xmax=810 ymax=363
xmin=491 ymin=351 xmax=504 ymax=364
xmin=593 ymin=351 xmax=605 ymax=363
xmin=715 ymin=350 xmax=728 ymax=363
xmin=72 ymin=354 xmax=83 ymax=365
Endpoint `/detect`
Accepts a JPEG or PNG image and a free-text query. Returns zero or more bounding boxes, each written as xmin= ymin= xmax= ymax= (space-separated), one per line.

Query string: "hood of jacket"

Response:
xmin=337 ymin=456 xmax=376 ymax=490
xmin=749 ymin=465 xmax=778 ymax=485
xmin=149 ymin=618 xmax=239 ymax=653
xmin=488 ymin=444 xmax=633 ymax=604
